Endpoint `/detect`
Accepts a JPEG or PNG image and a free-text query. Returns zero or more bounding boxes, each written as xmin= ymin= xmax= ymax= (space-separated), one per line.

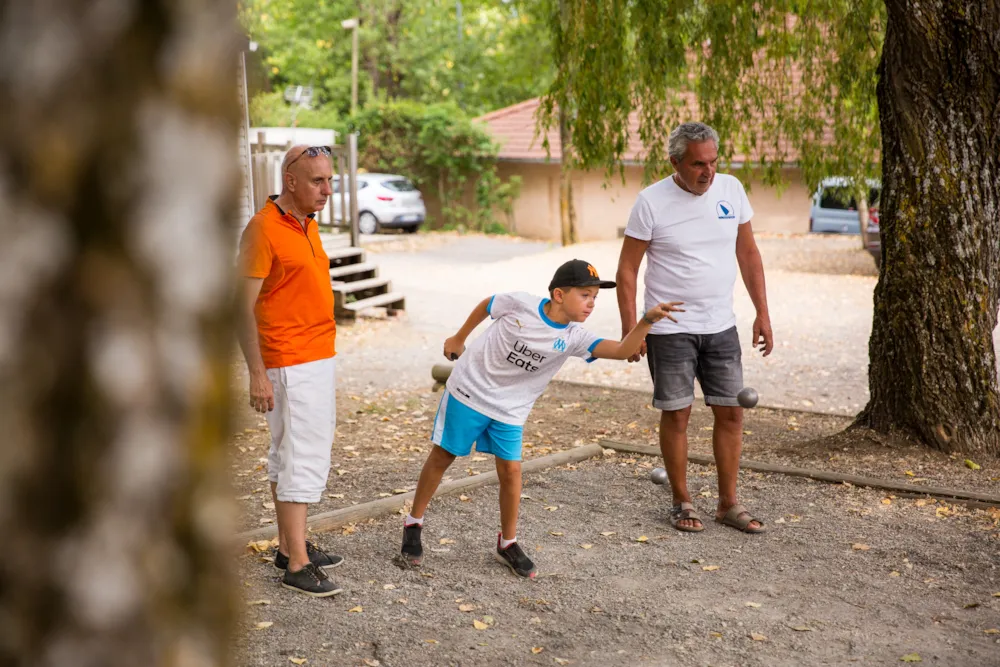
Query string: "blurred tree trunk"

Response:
xmin=0 ymin=1 xmax=239 ymax=665
xmin=558 ymin=105 xmax=578 ymax=246
xmin=856 ymin=0 xmax=1000 ymax=455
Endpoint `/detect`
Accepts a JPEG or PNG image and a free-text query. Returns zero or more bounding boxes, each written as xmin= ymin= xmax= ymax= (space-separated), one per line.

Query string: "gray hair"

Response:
xmin=668 ymin=122 xmax=719 ymax=162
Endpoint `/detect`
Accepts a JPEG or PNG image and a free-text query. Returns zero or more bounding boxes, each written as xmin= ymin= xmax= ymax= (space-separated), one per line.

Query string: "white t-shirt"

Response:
xmin=625 ymin=173 xmax=753 ymax=335
xmin=445 ymin=292 xmax=603 ymax=425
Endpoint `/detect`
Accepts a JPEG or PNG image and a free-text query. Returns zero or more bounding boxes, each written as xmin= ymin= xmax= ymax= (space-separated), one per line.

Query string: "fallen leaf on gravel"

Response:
xmin=459 ymin=603 xmax=476 ymax=612
xmin=258 ymin=518 xmax=273 ymax=525
xmin=439 ymin=538 xmax=455 ymax=545
xmin=702 ymin=565 xmax=720 ymax=571
xmin=590 ymin=606 xmax=602 ymax=613
xmin=554 ymin=659 xmax=570 ymax=666
xmin=473 ymin=620 xmax=489 ymax=630
xmin=790 ymin=626 xmax=813 ymax=632
xmin=774 ymin=518 xmax=786 ymax=524
xmin=336 ymin=469 xmax=347 ymax=476
xmin=236 ymin=494 xmax=251 ymax=500
xmin=262 ymin=501 xmax=275 ymax=510
xmin=383 ymin=584 xmax=396 ymax=590
xmin=348 ymin=606 xmax=363 ymax=613
xmin=483 ymin=615 xmax=494 ymax=624
xmin=530 ymin=617 xmax=541 ymax=623
xmin=549 ymin=531 xmax=564 ymax=536
xmin=964 ymin=459 xmax=981 ymax=471
xmin=881 ymin=498 xmax=892 ymax=505
xmin=750 ymin=633 xmax=767 ymax=641
xmin=544 ymin=506 xmax=559 ymax=511
xmin=246 ymin=540 xmax=273 ymax=553
xmin=460 ymin=495 xmax=470 ymax=501
xmin=899 ymin=653 xmax=922 ymax=662
xmin=342 ymin=524 xmax=356 ymax=535
xmin=915 ymin=499 xmax=929 ymax=507
xmin=531 ymin=647 xmax=544 ymax=654
xmin=246 ymin=599 xmax=271 ymax=606
xmin=852 ymin=543 xmax=871 ymax=551
xmin=963 ymin=602 xmax=980 ymax=609
xmin=580 ymin=543 xmax=593 ymax=550
xmin=745 ymin=602 xmax=761 ymax=608
xmin=993 ymin=592 xmax=1000 ymax=597
xmin=255 ymin=622 xmax=273 ymax=630
xmin=364 ymin=660 xmax=381 ymax=667
xmin=327 ymin=493 xmax=344 ymax=499
xmin=890 ymin=571 xmax=901 ymax=577
xmin=420 ymin=572 xmax=434 ymax=578
xmin=393 ymin=489 xmax=407 ymax=494
xmin=710 ymin=632 xmax=723 ymax=638
xmin=289 ymin=658 xmax=307 ymax=665
xmin=424 ymin=639 xmax=437 ymax=644
xmin=600 ymin=531 xmax=616 ymax=537
xmin=936 ymin=506 xmax=951 ymax=518
xmin=904 ymin=471 xmax=915 ymax=477
xmin=378 ymin=493 xmax=392 ymax=498
xmin=635 ymin=535 xmax=648 ymax=543
xmin=984 ymin=629 xmax=999 ymax=635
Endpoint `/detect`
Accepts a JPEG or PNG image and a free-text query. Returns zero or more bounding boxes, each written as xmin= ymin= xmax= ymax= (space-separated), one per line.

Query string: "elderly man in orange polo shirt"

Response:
xmin=238 ymin=144 xmax=344 ymax=597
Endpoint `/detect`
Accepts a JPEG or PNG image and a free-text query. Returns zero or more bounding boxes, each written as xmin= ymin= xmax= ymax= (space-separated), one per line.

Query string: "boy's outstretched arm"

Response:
xmin=592 ymin=301 xmax=685 ymax=360
xmin=443 ymin=297 xmax=491 ymax=360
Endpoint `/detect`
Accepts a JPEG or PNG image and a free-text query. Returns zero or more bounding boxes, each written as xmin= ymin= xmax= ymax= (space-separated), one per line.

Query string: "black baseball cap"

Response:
xmin=548 ymin=259 xmax=617 ymax=292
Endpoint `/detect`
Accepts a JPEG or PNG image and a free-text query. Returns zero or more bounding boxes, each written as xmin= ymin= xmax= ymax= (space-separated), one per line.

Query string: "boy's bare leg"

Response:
xmin=495 ymin=458 xmax=522 ymax=540
xmin=410 ymin=445 xmax=456 ymax=518
xmin=660 ymin=406 xmax=700 ymax=529
xmin=271 ymin=482 xmax=286 ymax=555
xmin=275 ymin=500 xmax=309 ymax=571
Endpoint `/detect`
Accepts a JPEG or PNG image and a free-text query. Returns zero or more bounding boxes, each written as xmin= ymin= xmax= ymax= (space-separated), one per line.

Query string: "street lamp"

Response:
xmin=341 ymin=18 xmax=359 ymax=116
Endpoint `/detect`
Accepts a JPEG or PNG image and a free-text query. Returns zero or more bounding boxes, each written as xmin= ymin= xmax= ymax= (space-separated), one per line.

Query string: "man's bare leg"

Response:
xmin=275 ymin=500 xmax=310 ymax=571
xmin=659 ymin=406 xmax=701 ymax=529
xmin=495 ymin=459 xmax=522 ymax=541
xmin=410 ymin=445 xmax=457 ymax=519
xmin=710 ymin=405 xmax=760 ymax=530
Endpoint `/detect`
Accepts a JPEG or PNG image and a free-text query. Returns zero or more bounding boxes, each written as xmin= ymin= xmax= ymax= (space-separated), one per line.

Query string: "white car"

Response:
xmin=333 ymin=173 xmax=426 ymax=234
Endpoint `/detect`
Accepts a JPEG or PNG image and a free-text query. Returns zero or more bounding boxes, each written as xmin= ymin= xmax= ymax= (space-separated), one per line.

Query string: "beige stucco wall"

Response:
xmin=499 ymin=162 xmax=813 ymax=241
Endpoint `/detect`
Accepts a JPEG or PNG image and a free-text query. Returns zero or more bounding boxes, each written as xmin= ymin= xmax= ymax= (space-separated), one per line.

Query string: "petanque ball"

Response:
xmin=650 ymin=467 xmax=668 ymax=485
xmin=737 ymin=387 xmax=758 ymax=409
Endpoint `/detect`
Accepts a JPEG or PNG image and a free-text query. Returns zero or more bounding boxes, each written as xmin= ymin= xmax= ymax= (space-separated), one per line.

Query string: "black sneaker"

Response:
xmin=400 ymin=523 xmax=423 ymax=566
xmin=281 ymin=562 xmax=344 ymax=598
xmin=274 ymin=541 xmax=345 ymax=572
xmin=494 ymin=534 xmax=537 ymax=579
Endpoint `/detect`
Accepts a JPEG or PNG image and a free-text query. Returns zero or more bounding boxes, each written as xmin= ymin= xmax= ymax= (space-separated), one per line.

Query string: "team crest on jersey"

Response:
xmin=553 ymin=338 xmax=567 ymax=352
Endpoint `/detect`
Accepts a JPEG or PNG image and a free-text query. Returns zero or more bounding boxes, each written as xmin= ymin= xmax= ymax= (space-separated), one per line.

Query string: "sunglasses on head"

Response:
xmin=286 ymin=145 xmax=332 ymax=170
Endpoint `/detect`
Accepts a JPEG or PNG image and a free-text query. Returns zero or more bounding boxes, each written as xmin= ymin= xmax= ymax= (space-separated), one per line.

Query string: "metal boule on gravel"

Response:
xmin=737 ymin=387 xmax=758 ymax=409
xmin=650 ymin=467 xmax=668 ymax=485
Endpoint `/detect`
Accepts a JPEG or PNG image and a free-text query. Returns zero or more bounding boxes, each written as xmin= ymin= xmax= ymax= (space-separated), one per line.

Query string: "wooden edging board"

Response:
xmin=601 ymin=440 xmax=1000 ymax=507
xmin=236 ymin=443 xmax=605 ymax=543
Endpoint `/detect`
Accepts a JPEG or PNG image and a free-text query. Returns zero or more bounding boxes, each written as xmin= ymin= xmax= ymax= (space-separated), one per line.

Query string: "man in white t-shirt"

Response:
xmin=398 ymin=260 xmax=682 ymax=578
xmin=616 ymin=122 xmax=774 ymax=534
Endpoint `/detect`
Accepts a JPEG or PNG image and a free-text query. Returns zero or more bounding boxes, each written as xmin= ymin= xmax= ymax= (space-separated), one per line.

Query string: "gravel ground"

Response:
xmin=235 ymin=457 xmax=1000 ymax=667
xmin=337 ymin=232 xmax=1000 ymax=417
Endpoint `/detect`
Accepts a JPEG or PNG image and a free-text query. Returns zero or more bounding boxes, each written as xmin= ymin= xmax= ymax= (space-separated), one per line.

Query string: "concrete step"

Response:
xmin=341 ymin=291 xmax=406 ymax=317
xmin=331 ymin=276 xmax=390 ymax=295
xmin=329 ymin=261 xmax=378 ymax=280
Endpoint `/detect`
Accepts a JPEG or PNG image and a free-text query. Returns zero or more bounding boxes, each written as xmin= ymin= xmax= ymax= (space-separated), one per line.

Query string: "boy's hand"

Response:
xmin=443 ymin=336 xmax=466 ymax=361
xmin=644 ymin=301 xmax=685 ymax=324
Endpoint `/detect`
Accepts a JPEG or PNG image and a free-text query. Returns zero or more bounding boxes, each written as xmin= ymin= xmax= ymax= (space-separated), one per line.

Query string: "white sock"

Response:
xmin=499 ymin=535 xmax=517 ymax=549
xmin=404 ymin=514 xmax=424 ymax=527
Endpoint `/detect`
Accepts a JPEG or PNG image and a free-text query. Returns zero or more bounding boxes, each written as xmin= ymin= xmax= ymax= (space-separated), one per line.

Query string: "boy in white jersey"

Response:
xmin=400 ymin=259 xmax=683 ymax=578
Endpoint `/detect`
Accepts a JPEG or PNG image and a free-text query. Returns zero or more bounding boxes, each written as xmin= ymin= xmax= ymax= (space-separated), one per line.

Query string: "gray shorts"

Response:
xmin=646 ymin=327 xmax=743 ymax=411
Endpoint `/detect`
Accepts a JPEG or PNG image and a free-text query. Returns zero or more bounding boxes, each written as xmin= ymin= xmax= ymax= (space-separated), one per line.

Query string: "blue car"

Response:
xmin=809 ymin=178 xmax=881 ymax=235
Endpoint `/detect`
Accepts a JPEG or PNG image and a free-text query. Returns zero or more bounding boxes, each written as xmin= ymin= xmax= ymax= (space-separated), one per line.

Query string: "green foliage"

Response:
xmin=346 ymin=100 xmax=519 ymax=232
xmin=240 ymin=0 xmax=552 ymax=117
xmin=249 ymin=91 xmax=345 ymax=130
xmin=540 ymin=0 xmax=884 ymax=197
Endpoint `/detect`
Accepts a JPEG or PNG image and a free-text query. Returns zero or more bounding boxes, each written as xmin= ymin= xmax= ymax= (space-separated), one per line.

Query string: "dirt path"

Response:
xmin=231 ymin=383 xmax=1000 ymax=667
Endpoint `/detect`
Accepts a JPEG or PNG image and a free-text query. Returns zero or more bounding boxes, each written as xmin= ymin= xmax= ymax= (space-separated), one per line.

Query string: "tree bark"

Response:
xmin=0 ymin=1 xmax=239 ymax=665
xmin=856 ymin=0 xmax=1000 ymax=455
xmin=558 ymin=105 xmax=578 ymax=246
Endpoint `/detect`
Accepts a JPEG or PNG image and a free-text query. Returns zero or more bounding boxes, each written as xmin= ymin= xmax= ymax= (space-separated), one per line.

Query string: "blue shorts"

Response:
xmin=431 ymin=390 xmax=524 ymax=461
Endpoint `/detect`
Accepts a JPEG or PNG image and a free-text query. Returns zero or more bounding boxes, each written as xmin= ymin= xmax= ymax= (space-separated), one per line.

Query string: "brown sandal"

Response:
xmin=716 ymin=504 xmax=766 ymax=534
xmin=669 ymin=502 xmax=705 ymax=533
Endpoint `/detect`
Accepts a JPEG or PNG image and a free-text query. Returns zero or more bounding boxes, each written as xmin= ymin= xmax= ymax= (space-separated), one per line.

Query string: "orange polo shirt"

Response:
xmin=239 ymin=197 xmax=336 ymax=368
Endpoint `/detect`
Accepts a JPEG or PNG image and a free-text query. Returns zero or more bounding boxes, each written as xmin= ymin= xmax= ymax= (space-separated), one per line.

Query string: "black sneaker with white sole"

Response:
xmin=274 ymin=541 xmax=344 ymax=572
xmin=494 ymin=534 xmax=537 ymax=579
xmin=400 ymin=523 xmax=423 ymax=566
xmin=281 ymin=562 xmax=344 ymax=598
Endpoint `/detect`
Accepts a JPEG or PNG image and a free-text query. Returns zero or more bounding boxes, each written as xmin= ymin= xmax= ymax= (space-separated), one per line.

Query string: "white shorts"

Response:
xmin=265 ymin=356 xmax=336 ymax=503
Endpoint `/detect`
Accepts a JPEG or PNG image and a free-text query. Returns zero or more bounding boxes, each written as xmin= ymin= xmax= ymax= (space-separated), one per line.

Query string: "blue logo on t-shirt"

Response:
xmin=716 ymin=200 xmax=735 ymax=219
xmin=553 ymin=338 xmax=567 ymax=352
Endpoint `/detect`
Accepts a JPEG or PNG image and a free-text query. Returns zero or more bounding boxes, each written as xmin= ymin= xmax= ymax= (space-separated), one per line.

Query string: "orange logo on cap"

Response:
xmin=587 ymin=264 xmax=599 ymax=278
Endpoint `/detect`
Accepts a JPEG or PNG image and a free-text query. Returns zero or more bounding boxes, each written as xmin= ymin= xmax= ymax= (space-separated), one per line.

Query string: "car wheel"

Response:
xmin=404 ymin=225 xmax=419 ymax=234
xmin=358 ymin=211 xmax=379 ymax=235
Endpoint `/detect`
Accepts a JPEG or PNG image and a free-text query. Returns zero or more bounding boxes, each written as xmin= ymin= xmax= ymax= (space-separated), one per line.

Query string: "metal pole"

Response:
xmin=348 ymin=133 xmax=360 ymax=247
xmin=350 ymin=24 xmax=359 ymax=115
xmin=239 ymin=53 xmax=255 ymax=217
xmin=338 ymin=154 xmax=348 ymax=231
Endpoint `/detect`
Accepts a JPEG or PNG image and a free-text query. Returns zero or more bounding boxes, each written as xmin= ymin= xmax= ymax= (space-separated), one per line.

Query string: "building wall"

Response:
xmin=499 ymin=162 xmax=814 ymax=241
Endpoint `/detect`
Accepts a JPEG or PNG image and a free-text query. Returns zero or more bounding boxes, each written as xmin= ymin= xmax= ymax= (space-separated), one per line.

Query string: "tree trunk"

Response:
xmin=0 ymin=1 xmax=239 ymax=665
xmin=558 ymin=105 xmax=578 ymax=246
xmin=856 ymin=0 xmax=1000 ymax=455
